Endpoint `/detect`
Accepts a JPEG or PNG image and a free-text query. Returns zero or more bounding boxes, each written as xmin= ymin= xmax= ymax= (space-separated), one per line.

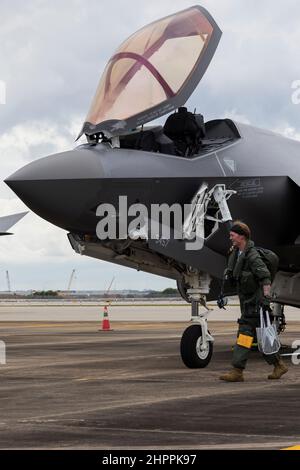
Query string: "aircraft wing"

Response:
xmin=0 ymin=211 xmax=28 ymax=236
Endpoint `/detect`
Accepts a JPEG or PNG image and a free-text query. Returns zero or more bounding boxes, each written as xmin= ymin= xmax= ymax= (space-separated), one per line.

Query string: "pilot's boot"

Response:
xmin=219 ymin=367 xmax=244 ymax=382
xmin=268 ymin=359 xmax=288 ymax=380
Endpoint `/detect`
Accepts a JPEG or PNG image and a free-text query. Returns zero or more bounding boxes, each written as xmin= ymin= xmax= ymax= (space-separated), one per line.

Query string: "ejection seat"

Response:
xmin=119 ymin=126 xmax=176 ymax=155
xmin=163 ymin=107 xmax=205 ymax=157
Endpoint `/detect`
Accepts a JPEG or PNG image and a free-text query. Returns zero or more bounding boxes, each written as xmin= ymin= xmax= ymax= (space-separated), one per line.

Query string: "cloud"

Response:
xmin=1 ymin=0 xmax=300 ymax=290
xmin=221 ymin=109 xmax=251 ymax=125
xmin=0 ymin=198 xmax=71 ymax=262
xmin=272 ymin=124 xmax=300 ymax=141
xmin=0 ymin=115 xmax=87 ymax=202
xmin=2 ymin=0 xmax=300 ymax=132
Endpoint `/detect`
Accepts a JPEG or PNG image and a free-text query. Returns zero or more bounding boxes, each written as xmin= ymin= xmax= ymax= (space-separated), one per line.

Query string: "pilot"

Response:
xmin=219 ymin=221 xmax=288 ymax=382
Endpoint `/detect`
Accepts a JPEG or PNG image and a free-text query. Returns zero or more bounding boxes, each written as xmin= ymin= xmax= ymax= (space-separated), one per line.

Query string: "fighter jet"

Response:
xmin=5 ymin=5 xmax=300 ymax=368
xmin=0 ymin=212 xmax=27 ymax=236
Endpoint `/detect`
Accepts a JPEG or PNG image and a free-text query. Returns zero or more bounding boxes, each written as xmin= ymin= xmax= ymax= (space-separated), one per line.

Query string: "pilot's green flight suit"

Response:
xmin=226 ymin=240 xmax=280 ymax=370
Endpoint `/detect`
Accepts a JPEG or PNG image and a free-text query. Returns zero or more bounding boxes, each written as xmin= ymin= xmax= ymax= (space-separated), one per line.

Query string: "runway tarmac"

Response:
xmin=0 ymin=311 xmax=300 ymax=449
xmin=0 ymin=302 xmax=299 ymax=322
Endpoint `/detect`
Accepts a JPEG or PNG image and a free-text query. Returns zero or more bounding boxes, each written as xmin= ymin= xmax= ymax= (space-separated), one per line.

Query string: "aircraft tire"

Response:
xmin=180 ymin=324 xmax=213 ymax=368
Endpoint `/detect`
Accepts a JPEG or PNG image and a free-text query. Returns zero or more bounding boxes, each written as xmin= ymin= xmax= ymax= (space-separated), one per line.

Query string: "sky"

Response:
xmin=0 ymin=0 xmax=300 ymax=291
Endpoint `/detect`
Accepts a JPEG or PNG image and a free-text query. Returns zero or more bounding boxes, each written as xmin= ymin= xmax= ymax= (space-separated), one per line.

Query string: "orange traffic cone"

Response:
xmin=100 ymin=304 xmax=113 ymax=331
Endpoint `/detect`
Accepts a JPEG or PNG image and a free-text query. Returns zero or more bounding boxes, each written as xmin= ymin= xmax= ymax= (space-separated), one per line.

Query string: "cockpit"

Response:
xmin=78 ymin=5 xmax=224 ymax=150
xmin=78 ymin=6 xmax=240 ymax=157
xmin=119 ymin=113 xmax=240 ymax=157
xmin=87 ymin=111 xmax=241 ymax=159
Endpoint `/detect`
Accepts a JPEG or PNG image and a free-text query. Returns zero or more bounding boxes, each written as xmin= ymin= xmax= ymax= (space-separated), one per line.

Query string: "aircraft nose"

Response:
xmin=5 ymin=146 xmax=106 ymax=232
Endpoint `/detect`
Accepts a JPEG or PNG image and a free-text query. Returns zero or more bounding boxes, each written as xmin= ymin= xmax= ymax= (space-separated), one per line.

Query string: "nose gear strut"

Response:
xmin=180 ymin=184 xmax=236 ymax=368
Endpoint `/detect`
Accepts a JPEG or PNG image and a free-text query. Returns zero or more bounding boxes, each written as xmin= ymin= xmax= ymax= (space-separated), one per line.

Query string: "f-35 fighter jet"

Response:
xmin=6 ymin=6 xmax=300 ymax=368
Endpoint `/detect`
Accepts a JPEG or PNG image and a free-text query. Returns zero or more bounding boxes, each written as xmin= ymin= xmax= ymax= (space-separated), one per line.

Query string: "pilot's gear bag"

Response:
xmin=256 ymin=309 xmax=281 ymax=355
xmin=254 ymin=247 xmax=279 ymax=282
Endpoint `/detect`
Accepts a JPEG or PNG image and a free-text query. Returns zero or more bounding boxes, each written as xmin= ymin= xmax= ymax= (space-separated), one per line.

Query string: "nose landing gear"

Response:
xmin=180 ymin=183 xmax=236 ymax=368
xmin=180 ymin=273 xmax=214 ymax=368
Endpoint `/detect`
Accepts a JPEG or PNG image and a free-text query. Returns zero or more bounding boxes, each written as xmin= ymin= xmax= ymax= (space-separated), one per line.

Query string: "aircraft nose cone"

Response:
xmin=5 ymin=146 xmax=106 ymax=232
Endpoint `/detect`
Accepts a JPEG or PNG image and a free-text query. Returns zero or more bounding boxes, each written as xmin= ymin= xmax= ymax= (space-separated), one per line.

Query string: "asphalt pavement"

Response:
xmin=0 ymin=318 xmax=299 ymax=449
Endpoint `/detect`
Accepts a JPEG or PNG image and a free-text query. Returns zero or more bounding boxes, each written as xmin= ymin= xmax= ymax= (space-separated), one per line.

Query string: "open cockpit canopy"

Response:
xmin=79 ymin=5 xmax=222 ymax=138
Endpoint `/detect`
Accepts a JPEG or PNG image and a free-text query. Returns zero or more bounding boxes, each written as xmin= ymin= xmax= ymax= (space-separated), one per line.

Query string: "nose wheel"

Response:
xmin=180 ymin=282 xmax=214 ymax=369
xmin=180 ymin=323 xmax=213 ymax=368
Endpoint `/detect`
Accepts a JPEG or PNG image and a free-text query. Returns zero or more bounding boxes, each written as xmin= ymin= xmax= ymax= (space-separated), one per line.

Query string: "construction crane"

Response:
xmin=6 ymin=270 xmax=11 ymax=293
xmin=67 ymin=269 xmax=76 ymax=291
xmin=103 ymin=276 xmax=116 ymax=306
xmin=106 ymin=276 xmax=115 ymax=295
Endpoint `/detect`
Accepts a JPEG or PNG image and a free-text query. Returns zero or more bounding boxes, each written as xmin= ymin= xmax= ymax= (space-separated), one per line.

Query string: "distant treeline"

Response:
xmin=103 ymin=288 xmax=180 ymax=298
xmin=32 ymin=290 xmax=59 ymax=298
xmin=0 ymin=288 xmax=181 ymax=299
xmin=145 ymin=288 xmax=180 ymax=298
